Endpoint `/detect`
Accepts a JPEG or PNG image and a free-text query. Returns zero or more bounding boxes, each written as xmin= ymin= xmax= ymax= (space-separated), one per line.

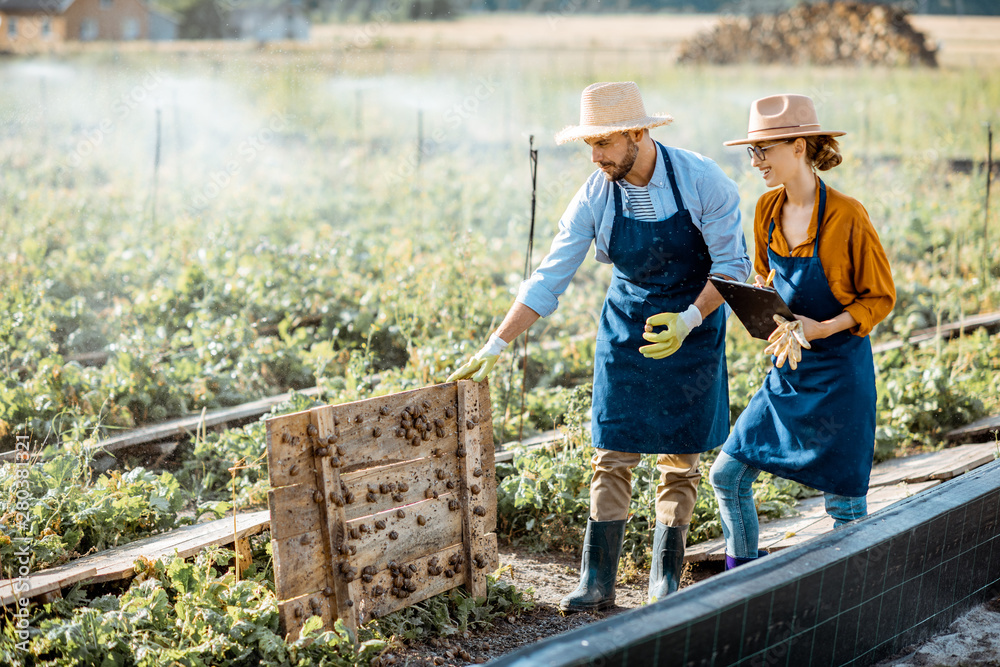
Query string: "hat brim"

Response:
xmin=555 ymin=115 xmax=673 ymax=145
xmin=723 ymin=129 xmax=846 ymax=146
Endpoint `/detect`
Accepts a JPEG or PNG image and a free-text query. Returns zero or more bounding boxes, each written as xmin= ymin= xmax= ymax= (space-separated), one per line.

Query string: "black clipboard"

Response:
xmin=709 ymin=276 xmax=795 ymax=340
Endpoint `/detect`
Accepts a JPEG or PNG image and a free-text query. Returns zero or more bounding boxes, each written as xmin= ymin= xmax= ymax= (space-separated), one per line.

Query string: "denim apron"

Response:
xmin=591 ymin=143 xmax=729 ymax=455
xmin=723 ymin=180 xmax=876 ymax=496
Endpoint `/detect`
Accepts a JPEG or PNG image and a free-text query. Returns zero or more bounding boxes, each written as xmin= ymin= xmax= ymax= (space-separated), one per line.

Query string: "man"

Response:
xmin=448 ymin=82 xmax=750 ymax=610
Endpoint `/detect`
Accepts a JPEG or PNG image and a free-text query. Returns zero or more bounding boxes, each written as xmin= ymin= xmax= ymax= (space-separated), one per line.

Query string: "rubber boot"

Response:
xmin=648 ymin=522 xmax=688 ymax=603
xmin=725 ymin=550 xmax=769 ymax=570
xmin=559 ymin=518 xmax=626 ymax=613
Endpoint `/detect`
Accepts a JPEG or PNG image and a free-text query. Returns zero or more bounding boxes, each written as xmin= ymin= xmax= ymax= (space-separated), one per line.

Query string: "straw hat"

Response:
xmin=554 ymin=82 xmax=673 ymax=145
xmin=724 ymin=94 xmax=845 ymax=146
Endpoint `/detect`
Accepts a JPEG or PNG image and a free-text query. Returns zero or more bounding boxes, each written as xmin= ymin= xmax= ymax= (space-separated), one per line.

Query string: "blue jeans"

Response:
xmin=709 ymin=451 xmax=868 ymax=559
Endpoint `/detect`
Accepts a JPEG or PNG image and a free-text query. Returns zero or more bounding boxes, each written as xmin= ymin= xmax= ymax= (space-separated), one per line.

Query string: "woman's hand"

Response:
xmin=766 ymin=315 xmax=810 ymax=369
xmin=793 ymin=314 xmax=829 ymax=341
xmin=753 ymin=269 xmax=776 ymax=288
xmin=793 ymin=311 xmax=859 ymax=341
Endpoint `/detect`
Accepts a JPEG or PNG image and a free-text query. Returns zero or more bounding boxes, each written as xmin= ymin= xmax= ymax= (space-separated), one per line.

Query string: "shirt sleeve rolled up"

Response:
xmin=695 ymin=160 xmax=752 ymax=282
xmin=515 ymin=183 xmax=596 ymax=318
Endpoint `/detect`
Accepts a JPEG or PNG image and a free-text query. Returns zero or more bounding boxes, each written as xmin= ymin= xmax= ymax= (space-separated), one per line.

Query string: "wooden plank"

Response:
xmin=348 ymin=533 xmax=499 ymax=624
xmin=869 ymin=450 xmax=955 ymax=487
xmin=345 ymin=493 xmax=466 ymax=572
xmin=866 ymin=480 xmax=940 ymax=512
xmin=266 ymin=411 xmax=315 ymax=490
xmin=339 ymin=453 xmax=464 ymax=523
xmin=272 ymin=493 xmax=467 ymax=614
xmin=477 ymin=380 xmax=499 ymax=536
xmin=277 ymin=589 xmax=336 ymax=643
xmin=350 ymin=542 xmax=467 ymax=624
xmin=4 ymin=388 xmax=320 ymax=464
xmin=871 ymin=311 xmax=1000 ymax=354
xmin=495 ymin=429 xmax=564 ymax=465
xmin=766 ymin=516 xmax=837 ymax=552
xmin=756 ymin=495 xmax=829 ymax=551
xmin=0 ymin=510 xmax=270 ymax=606
xmin=929 ymin=444 xmax=999 ymax=479
xmin=161 ymin=511 xmax=271 ymax=561
xmin=685 ymin=496 xmax=827 ymax=563
xmin=684 ymin=536 xmax=726 ymax=562
xmin=273 ymin=530 xmax=328 ymax=602
xmin=685 ymin=480 xmax=942 ymax=562
xmin=0 ymin=568 xmax=97 ymax=607
xmin=458 ymin=381 xmax=493 ymax=597
xmin=869 ymin=443 xmax=998 ymax=487
xmin=947 ymin=415 xmax=1000 ymax=443
xmin=313 ymin=407 xmax=355 ymax=635
xmin=766 ymin=481 xmax=943 ymax=553
xmin=268 ymin=483 xmax=322 ymax=541
xmin=303 ymin=384 xmax=460 ymax=474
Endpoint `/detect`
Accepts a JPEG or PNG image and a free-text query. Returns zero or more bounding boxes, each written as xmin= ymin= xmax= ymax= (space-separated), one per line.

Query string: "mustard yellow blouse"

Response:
xmin=753 ymin=181 xmax=896 ymax=337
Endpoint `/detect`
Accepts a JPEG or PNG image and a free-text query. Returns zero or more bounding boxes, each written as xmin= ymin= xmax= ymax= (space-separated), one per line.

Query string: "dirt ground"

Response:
xmin=380 ymin=545 xmax=721 ymax=666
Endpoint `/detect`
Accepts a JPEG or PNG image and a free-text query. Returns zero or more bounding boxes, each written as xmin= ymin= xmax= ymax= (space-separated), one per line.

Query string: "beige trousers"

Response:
xmin=590 ymin=448 xmax=702 ymax=527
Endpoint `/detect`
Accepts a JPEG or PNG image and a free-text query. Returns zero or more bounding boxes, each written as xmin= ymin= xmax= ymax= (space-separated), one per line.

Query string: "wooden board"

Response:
xmin=0 ymin=388 xmax=322 ymax=464
xmin=685 ymin=480 xmax=941 ymax=563
xmin=0 ymin=510 xmax=270 ymax=606
xmin=495 ymin=429 xmax=565 ymax=465
xmin=266 ymin=379 xmax=498 ymax=640
xmin=871 ymin=311 xmax=1000 ymax=354
xmin=685 ymin=440 xmax=1000 ymax=564
xmin=869 ymin=443 xmax=999 ymax=487
xmin=946 ymin=415 xmax=1000 ymax=444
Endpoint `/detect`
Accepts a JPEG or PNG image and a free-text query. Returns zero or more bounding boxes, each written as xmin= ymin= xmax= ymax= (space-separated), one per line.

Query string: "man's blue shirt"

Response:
xmin=516 ymin=142 xmax=751 ymax=317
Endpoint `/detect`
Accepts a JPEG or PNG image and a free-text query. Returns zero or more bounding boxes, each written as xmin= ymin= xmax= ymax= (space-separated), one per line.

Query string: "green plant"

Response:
xmin=5 ymin=537 xmax=385 ymax=667
xmin=367 ymin=566 xmax=534 ymax=643
xmin=0 ymin=453 xmax=188 ymax=573
xmin=1 ymin=531 xmax=532 ymax=667
xmin=874 ymin=330 xmax=999 ymax=459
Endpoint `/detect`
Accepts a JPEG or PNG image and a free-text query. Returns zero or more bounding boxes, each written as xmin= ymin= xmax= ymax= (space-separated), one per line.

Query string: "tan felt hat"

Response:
xmin=554 ymin=81 xmax=673 ymax=145
xmin=724 ymin=93 xmax=845 ymax=146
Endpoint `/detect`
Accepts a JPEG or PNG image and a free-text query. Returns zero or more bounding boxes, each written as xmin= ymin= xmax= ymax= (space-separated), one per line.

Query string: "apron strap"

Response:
xmin=613 ymin=179 xmax=624 ymax=221
xmin=659 ymin=143 xmax=686 ymax=213
xmin=813 ymin=179 xmax=827 ymax=255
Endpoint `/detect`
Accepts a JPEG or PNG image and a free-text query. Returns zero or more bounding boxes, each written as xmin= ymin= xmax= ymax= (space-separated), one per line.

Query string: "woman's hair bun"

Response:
xmin=806 ymin=136 xmax=842 ymax=171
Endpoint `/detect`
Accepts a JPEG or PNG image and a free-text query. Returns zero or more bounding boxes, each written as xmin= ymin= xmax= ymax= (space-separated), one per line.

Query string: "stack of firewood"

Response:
xmin=677 ymin=2 xmax=937 ymax=67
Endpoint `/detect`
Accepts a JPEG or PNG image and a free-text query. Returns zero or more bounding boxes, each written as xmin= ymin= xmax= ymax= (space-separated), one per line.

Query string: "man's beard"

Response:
xmin=600 ymin=137 xmax=639 ymax=182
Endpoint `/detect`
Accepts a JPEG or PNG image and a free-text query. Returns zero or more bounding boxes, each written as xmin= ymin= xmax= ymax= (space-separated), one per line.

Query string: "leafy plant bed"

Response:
xmin=1 ymin=532 xmax=536 ymax=667
xmin=0 ymin=530 xmax=723 ymax=667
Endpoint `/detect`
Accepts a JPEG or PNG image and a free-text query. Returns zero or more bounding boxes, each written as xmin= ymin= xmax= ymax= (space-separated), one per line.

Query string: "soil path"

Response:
xmin=382 ymin=545 xmax=721 ymax=665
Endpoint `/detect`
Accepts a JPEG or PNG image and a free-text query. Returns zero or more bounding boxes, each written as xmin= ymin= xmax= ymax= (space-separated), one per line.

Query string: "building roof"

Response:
xmin=0 ymin=0 xmax=77 ymax=14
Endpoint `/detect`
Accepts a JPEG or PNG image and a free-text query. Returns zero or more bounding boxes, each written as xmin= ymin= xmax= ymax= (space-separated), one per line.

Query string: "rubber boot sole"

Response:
xmin=559 ymin=597 xmax=616 ymax=613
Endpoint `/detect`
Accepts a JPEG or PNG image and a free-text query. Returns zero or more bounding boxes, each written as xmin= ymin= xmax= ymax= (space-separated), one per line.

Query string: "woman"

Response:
xmin=710 ymin=94 xmax=896 ymax=569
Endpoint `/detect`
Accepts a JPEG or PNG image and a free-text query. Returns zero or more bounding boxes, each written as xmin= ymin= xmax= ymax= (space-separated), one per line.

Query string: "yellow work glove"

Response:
xmin=763 ymin=314 xmax=811 ymax=370
xmin=446 ymin=334 xmax=508 ymax=382
xmin=640 ymin=304 xmax=703 ymax=360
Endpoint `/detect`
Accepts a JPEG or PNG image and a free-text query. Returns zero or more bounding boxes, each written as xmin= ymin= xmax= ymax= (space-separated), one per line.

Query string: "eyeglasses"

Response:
xmin=747 ymin=140 xmax=793 ymax=161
